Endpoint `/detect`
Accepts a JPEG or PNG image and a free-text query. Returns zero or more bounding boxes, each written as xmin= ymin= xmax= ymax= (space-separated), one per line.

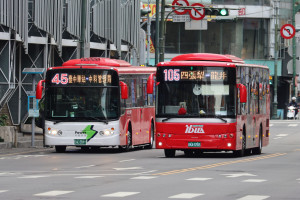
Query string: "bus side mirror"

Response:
xmin=237 ymin=83 xmax=247 ymax=103
xmin=36 ymin=80 xmax=45 ymax=100
xmin=147 ymin=73 xmax=156 ymax=94
xmin=119 ymin=81 xmax=128 ymax=99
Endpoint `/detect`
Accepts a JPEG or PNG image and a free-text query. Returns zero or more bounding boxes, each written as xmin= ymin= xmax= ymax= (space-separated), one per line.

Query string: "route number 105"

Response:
xmin=163 ymin=69 xmax=180 ymax=81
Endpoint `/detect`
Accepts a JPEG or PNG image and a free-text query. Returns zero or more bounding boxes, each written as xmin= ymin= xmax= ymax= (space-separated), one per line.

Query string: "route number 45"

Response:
xmin=51 ymin=73 xmax=69 ymax=85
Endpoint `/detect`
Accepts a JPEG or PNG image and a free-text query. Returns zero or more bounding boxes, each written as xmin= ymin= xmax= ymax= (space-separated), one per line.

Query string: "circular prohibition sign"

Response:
xmin=280 ymin=24 xmax=296 ymax=39
xmin=189 ymin=3 xmax=205 ymax=20
xmin=172 ymin=0 xmax=189 ymax=15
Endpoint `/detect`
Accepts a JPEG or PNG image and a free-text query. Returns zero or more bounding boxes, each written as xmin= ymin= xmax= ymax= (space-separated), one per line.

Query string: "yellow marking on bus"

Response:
xmin=240 ymin=137 xmax=242 ymax=139
xmin=146 ymin=131 xmax=149 ymax=133
xmin=248 ymin=135 xmax=251 ymax=138
xmin=152 ymin=153 xmax=287 ymax=176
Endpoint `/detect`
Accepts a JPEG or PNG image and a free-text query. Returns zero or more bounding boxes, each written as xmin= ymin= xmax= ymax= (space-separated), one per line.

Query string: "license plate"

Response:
xmin=188 ymin=142 xmax=201 ymax=148
xmin=74 ymin=139 xmax=86 ymax=145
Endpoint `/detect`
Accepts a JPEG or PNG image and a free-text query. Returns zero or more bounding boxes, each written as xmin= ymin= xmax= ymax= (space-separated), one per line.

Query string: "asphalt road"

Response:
xmin=0 ymin=120 xmax=300 ymax=200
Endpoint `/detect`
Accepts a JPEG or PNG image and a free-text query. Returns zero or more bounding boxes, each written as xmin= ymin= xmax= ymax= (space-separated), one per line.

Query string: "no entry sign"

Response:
xmin=280 ymin=24 xmax=296 ymax=39
xmin=172 ymin=0 xmax=189 ymax=15
xmin=188 ymin=3 xmax=205 ymax=20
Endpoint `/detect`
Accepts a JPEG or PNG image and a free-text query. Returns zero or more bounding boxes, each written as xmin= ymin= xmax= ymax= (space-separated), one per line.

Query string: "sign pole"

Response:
xmin=31 ymin=74 xmax=36 ymax=147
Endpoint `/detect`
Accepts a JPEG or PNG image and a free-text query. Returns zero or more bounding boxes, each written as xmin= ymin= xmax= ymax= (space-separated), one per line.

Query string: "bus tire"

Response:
xmin=124 ymin=127 xmax=132 ymax=151
xmin=55 ymin=146 xmax=66 ymax=153
xmin=145 ymin=123 xmax=154 ymax=149
xmin=252 ymin=126 xmax=262 ymax=155
xmin=164 ymin=149 xmax=176 ymax=158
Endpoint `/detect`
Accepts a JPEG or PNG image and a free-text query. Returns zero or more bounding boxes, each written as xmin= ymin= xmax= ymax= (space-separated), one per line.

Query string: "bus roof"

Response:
xmin=170 ymin=53 xmax=245 ymax=63
xmin=48 ymin=57 xmax=156 ymax=74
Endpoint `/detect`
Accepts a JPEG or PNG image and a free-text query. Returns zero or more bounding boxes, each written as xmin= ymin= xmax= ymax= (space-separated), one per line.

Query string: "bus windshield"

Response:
xmin=45 ymin=87 xmax=119 ymax=121
xmin=156 ymin=66 xmax=236 ymax=118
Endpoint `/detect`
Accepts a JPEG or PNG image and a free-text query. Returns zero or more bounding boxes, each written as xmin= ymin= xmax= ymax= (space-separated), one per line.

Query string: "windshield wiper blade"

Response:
xmin=162 ymin=117 xmax=172 ymax=122
xmin=214 ymin=115 xmax=227 ymax=123
xmin=89 ymin=117 xmax=109 ymax=124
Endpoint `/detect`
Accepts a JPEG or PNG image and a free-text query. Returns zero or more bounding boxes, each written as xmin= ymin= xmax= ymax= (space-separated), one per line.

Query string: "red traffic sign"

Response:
xmin=280 ymin=24 xmax=296 ymax=39
xmin=189 ymin=3 xmax=205 ymax=20
xmin=172 ymin=0 xmax=189 ymax=15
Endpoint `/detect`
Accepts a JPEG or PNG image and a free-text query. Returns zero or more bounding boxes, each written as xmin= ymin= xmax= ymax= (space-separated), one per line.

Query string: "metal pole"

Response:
xmin=155 ymin=0 xmax=160 ymax=65
xmin=147 ymin=0 xmax=151 ymax=66
xmin=80 ymin=0 xmax=87 ymax=58
xmin=159 ymin=0 xmax=165 ymax=62
xmin=292 ymin=0 xmax=297 ymax=97
xmin=272 ymin=1 xmax=279 ymax=119
xmin=31 ymin=74 xmax=36 ymax=147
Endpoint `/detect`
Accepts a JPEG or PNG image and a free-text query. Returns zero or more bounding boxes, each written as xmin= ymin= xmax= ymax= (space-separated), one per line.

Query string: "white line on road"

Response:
xmin=75 ymin=165 xmax=95 ymax=169
xmin=269 ymin=124 xmax=274 ymax=126
xmin=237 ymin=195 xmax=270 ymax=200
xmin=119 ymin=159 xmax=136 ymax=163
xmin=288 ymin=124 xmax=298 ymax=127
xmin=242 ymin=179 xmax=267 ymax=183
xmin=113 ymin=167 xmax=143 ymax=171
xmin=101 ymin=192 xmax=140 ymax=197
xmin=169 ymin=193 xmax=204 ymax=199
xmin=221 ymin=173 xmax=257 ymax=178
xmin=186 ymin=178 xmax=212 ymax=181
xmin=273 ymin=137 xmax=281 ymax=140
xmin=34 ymin=190 xmax=74 ymax=197
xmin=74 ymin=176 xmax=103 ymax=179
xmin=276 ymin=134 xmax=288 ymax=137
xmin=130 ymin=176 xmax=157 ymax=180
xmin=18 ymin=175 xmax=50 ymax=179
xmin=0 ymin=190 xmax=8 ymax=193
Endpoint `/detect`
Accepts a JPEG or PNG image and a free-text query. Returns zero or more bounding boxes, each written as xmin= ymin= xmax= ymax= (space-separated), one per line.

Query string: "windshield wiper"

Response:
xmin=89 ymin=116 xmax=109 ymax=124
xmin=162 ymin=117 xmax=172 ymax=122
xmin=214 ymin=115 xmax=227 ymax=123
xmin=53 ymin=120 xmax=65 ymax=124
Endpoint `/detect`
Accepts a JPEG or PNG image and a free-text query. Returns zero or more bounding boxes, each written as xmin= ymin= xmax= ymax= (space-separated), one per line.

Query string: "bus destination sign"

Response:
xmin=163 ymin=69 xmax=227 ymax=82
xmin=50 ymin=73 xmax=113 ymax=85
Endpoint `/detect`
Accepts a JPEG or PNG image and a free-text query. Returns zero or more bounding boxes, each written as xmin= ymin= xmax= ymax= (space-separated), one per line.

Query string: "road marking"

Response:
xmin=0 ymin=172 xmax=16 ymax=176
xmin=130 ymin=176 xmax=157 ymax=180
xmin=269 ymin=124 xmax=274 ymax=126
xmin=222 ymin=173 xmax=256 ymax=178
xmin=153 ymin=153 xmax=287 ymax=176
xmin=273 ymin=137 xmax=281 ymax=140
xmin=18 ymin=175 xmax=50 ymax=179
xmin=276 ymin=134 xmax=288 ymax=137
xmin=0 ymin=190 xmax=8 ymax=193
xmin=101 ymin=192 xmax=140 ymax=197
xmin=34 ymin=190 xmax=74 ymax=197
xmin=75 ymin=165 xmax=95 ymax=169
xmin=113 ymin=167 xmax=142 ymax=171
xmin=237 ymin=195 xmax=270 ymax=200
xmin=0 ymin=149 xmax=50 ymax=157
xmin=168 ymin=193 xmax=204 ymax=199
xmin=119 ymin=159 xmax=136 ymax=163
xmin=74 ymin=176 xmax=103 ymax=179
xmin=297 ymin=178 xmax=300 ymax=183
xmin=242 ymin=179 xmax=267 ymax=183
xmin=186 ymin=178 xmax=212 ymax=181
xmin=288 ymin=124 xmax=298 ymax=127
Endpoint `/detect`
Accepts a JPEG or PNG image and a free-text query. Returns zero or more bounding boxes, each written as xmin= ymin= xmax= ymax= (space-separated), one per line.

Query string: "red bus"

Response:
xmin=36 ymin=57 xmax=156 ymax=152
xmin=147 ymin=53 xmax=270 ymax=157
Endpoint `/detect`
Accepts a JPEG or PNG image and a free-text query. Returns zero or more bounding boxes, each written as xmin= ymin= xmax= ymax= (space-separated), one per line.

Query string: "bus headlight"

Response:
xmin=48 ymin=129 xmax=58 ymax=135
xmin=101 ymin=129 xmax=113 ymax=136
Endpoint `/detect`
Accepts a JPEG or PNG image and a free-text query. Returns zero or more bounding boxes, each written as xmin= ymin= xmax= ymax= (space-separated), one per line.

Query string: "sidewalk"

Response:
xmin=0 ymin=146 xmax=54 ymax=155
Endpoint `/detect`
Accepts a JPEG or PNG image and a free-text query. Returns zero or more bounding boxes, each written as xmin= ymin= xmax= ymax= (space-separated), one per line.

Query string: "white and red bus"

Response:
xmin=36 ymin=57 xmax=156 ymax=152
xmin=147 ymin=53 xmax=270 ymax=157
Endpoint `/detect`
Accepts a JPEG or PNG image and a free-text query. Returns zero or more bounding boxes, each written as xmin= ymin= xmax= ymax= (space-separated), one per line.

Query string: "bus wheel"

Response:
xmin=252 ymin=127 xmax=262 ymax=155
xmin=125 ymin=128 xmax=132 ymax=151
xmin=164 ymin=149 xmax=175 ymax=158
xmin=145 ymin=123 xmax=154 ymax=149
xmin=55 ymin=146 xmax=66 ymax=153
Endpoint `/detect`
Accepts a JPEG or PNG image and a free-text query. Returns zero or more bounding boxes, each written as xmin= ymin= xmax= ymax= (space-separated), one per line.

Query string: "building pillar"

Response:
xmin=233 ymin=20 xmax=243 ymax=58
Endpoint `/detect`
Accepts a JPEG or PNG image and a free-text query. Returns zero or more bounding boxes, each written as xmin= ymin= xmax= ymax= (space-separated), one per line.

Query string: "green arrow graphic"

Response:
xmin=83 ymin=125 xmax=98 ymax=142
